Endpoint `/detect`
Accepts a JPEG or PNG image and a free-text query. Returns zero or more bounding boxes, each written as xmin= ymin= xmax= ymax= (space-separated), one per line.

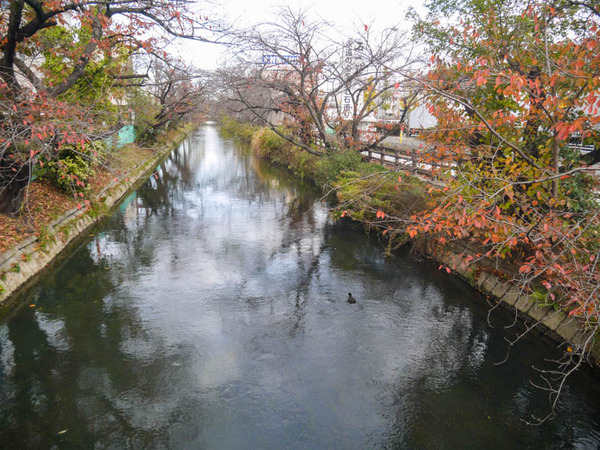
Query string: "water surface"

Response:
xmin=0 ymin=126 xmax=599 ymax=448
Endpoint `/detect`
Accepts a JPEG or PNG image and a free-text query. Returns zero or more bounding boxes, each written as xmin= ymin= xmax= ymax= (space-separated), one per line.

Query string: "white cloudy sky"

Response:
xmin=177 ymin=0 xmax=427 ymax=70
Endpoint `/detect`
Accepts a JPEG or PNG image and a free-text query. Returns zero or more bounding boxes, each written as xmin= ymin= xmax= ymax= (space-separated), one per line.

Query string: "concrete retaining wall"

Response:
xmin=434 ymin=243 xmax=599 ymax=363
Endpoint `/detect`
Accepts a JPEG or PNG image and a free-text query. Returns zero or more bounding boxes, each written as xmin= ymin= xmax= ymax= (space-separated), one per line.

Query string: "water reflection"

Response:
xmin=0 ymin=125 xmax=598 ymax=448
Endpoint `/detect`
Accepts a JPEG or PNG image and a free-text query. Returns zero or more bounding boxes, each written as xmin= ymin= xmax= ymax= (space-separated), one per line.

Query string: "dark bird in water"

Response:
xmin=347 ymin=293 xmax=356 ymax=304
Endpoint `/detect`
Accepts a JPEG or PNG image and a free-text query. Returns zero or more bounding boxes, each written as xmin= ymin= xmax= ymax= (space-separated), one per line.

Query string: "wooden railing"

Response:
xmin=360 ymin=143 xmax=448 ymax=178
xmin=362 ymin=146 xmax=417 ymax=169
xmin=362 ymin=143 xmax=600 ymax=182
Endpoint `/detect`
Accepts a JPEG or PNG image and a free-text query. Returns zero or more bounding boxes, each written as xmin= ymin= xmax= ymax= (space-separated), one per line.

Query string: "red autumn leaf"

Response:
xmin=518 ymin=264 xmax=531 ymax=274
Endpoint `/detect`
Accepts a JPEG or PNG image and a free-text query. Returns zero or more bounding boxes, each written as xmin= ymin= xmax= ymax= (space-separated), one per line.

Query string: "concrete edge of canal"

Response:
xmin=431 ymin=242 xmax=600 ymax=365
xmin=0 ymin=126 xmax=194 ymax=310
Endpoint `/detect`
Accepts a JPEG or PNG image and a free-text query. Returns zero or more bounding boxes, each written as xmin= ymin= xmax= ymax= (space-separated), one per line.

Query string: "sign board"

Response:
xmin=342 ymin=93 xmax=353 ymax=119
xmin=261 ymin=54 xmax=300 ymax=66
xmin=343 ymin=39 xmax=365 ymax=75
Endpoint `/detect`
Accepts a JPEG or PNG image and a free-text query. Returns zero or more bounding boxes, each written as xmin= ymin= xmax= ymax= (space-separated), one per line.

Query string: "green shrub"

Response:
xmin=334 ymin=169 xmax=428 ymax=225
xmin=220 ymin=117 xmax=259 ymax=143
xmin=37 ymin=141 xmax=107 ymax=194
xmin=251 ymin=128 xmax=289 ymax=158
xmin=131 ymin=90 xmax=159 ymax=144
xmin=54 ymin=140 xmax=108 ymax=163
xmin=313 ymin=150 xmax=362 ymax=188
xmin=44 ymin=154 xmax=93 ymax=194
xmin=134 ymin=123 xmax=156 ymax=144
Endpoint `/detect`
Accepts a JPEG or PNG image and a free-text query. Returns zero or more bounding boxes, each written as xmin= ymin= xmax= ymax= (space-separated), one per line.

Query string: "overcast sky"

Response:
xmin=177 ymin=0 xmax=426 ymax=70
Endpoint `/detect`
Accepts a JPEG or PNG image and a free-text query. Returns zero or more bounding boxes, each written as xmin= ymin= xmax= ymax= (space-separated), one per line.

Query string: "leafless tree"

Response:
xmin=214 ymin=8 xmax=422 ymax=155
xmin=145 ymin=60 xmax=207 ymax=133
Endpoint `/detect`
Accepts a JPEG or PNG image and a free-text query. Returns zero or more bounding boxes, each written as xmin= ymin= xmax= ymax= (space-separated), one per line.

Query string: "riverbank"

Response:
xmin=220 ymin=119 xmax=599 ymax=364
xmin=0 ymin=125 xmax=194 ymax=310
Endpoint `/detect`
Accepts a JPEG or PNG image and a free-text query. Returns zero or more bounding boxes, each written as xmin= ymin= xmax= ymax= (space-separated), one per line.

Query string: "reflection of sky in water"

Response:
xmin=0 ymin=326 xmax=15 ymax=379
xmin=0 ymin=126 xmax=599 ymax=448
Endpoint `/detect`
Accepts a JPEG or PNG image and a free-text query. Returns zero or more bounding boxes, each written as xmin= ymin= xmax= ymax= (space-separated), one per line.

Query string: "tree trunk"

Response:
xmin=0 ymin=158 xmax=30 ymax=215
xmin=0 ymin=0 xmax=24 ymax=90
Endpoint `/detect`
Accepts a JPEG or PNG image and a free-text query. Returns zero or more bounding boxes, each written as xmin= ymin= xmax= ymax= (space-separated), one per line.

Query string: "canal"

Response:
xmin=0 ymin=125 xmax=599 ymax=448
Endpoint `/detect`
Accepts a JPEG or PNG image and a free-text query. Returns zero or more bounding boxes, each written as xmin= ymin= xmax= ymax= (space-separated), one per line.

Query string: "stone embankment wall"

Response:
xmin=0 ymin=128 xmax=191 ymax=308
xmin=435 ymin=241 xmax=599 ymax=363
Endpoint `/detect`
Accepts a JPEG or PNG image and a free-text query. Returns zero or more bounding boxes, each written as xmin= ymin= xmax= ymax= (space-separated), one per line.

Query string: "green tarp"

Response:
xmin=113 ymin=125 xmax=136 ymax=148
